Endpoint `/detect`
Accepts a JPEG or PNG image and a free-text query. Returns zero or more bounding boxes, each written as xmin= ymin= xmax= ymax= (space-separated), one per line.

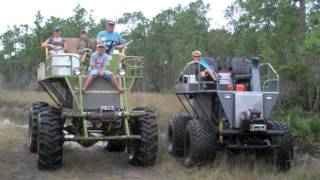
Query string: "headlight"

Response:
xmin=73 ymin=67 xmax=81 ymax=75
xmin=119 ymin=63 xmax=126 ymax=76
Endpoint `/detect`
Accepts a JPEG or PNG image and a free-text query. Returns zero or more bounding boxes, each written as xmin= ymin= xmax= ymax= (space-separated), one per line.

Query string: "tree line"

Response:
xmin=0 ymin=0 xmax=319 ymax=112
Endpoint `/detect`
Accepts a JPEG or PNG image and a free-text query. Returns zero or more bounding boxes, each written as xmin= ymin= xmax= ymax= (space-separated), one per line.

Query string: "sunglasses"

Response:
xmin=193 ymin=56 xmax=200 ymax=58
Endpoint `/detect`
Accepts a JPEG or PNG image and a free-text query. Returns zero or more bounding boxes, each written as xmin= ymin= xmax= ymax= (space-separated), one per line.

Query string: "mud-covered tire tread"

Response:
xmin=28 ymin=102 xmax=49 ymax=153
xmin=37 ymin=107 xmax=63 ymax=170
xmin=269 ymin=121 xmax=293 ymax=171
xmin=168 ymin=114 xmax=191 ymax=156
xmin=129 ymin=107 xmax=158 ymax=166
xmin=184 ymin=119 xmax=217 ymax=167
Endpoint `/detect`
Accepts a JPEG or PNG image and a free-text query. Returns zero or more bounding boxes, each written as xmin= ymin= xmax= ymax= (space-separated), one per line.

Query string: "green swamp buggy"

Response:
xmin=28 ymin=38 xmax=158 ymax=170
xmin=168 ymin=57 xmax=293 ymax=170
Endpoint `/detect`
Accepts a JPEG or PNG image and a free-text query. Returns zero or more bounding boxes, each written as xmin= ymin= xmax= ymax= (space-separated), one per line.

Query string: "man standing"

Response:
xmin=96 ymin=20 xmax=125 ymax=54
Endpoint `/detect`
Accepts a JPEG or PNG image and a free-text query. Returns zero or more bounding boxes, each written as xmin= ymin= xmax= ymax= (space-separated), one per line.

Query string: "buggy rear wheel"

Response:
xmin=28 ymin=102 xmax=48 ymax=153
xmin=167 ymin=114 xmax=191 ymax=156
xmin=37 ymin=107 xmax=63 ymax=170
xmin=184 ymin=119 xmax=217 ymax=167
xmin=269 ymin=121 xmax=293 ymax=171
xmin=128 ymin=107 xmax=158 ymax=166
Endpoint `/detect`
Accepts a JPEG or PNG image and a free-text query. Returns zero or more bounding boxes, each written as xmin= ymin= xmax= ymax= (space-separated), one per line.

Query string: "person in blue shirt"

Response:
xmin=96 ymin=20 xmax=125 ymax=54
xmin=188 ymin=50 xmax=217 ymax=81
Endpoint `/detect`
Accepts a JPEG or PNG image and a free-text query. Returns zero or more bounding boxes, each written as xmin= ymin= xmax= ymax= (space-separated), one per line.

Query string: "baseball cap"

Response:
xmin=107 ymin=20 xmax=115 ymax=25
xmin=80 ymin=30 xmax=87 ymax=34
xmin=53 ymin=26 xmax=61 ymax=32
xmin=97 ymin=42 xmax=105 ymax=48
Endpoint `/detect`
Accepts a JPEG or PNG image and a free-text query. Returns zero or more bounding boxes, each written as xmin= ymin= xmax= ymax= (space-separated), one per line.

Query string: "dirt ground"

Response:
xmin=1 ymin=93 xmax=320 ymax=180
xmin=0 ymin=123 xmax=163 ymax=180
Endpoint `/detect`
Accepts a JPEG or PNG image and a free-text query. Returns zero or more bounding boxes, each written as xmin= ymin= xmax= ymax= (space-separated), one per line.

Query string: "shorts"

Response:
xmin=89 ymin=69 xmax=113 ymax=79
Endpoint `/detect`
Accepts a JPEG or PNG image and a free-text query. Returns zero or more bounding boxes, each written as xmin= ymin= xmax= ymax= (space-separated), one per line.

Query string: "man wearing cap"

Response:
xmin=82 ymin=42 xmax=124 ymax=92
xmin=96 ymin=20 xmax=125 ymax=54
xmin=188 ymin=50 xmax=217 ymax=81
xmin=42 ymin=26 xmax=67 ymax=55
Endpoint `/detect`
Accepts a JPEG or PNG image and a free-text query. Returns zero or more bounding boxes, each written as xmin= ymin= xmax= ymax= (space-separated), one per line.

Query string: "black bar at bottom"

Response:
xmin=228 ymin=144 xmax=279 ymax=150
xmin=219 ymin=130 xmax=284 ymax=136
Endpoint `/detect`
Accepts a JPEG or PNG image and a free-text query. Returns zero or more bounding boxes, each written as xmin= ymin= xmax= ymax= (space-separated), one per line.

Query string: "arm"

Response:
xmin=89 ymin=55 xmax=96 ymax=69
xmin=63 ymin=41 xmax=67 ymax=52
xmin=76 ymin=39 xmax=81 ymax=53
xmin=115 ymin=33 xmax=125 ymax=50
xmin=102 ymin=55 xmax=109 ymax=71
xmin=41 ymin=38 xmax=54 ymax=48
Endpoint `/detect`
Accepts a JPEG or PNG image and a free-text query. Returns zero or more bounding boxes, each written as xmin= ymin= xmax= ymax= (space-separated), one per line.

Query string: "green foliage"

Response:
xmin=0 ymin=0 xmax=319 ymax=110
xmin=272 ymin=107 xmax=320 ymax=154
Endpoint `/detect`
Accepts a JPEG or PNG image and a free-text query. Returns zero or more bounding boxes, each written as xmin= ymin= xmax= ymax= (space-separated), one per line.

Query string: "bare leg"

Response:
xmin=82 ymin=76 xmax=95 ymax=91
xmin=205 ymin=69 xmax=217 ymax=81
xmin=109 ymin=75 xmax=124 ymax=93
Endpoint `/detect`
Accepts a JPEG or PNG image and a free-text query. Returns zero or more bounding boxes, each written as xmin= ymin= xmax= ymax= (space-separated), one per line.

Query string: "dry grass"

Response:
xmin=0 ymin=90 xmax=53 ymax=107
xmin=129 ymin=92 xmax=320 ymax=180
xmin=0 ymin=91 xmax=320 ymax=180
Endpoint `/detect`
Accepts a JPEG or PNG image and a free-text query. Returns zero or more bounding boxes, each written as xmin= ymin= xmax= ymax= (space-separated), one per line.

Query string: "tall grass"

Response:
xmin=0 ymin=91 xmax=320 ymax=179
xmin=272 ymin=107 xmax=320 ymax=154
xmin=0 ymin=90 xmax=53 ymax=107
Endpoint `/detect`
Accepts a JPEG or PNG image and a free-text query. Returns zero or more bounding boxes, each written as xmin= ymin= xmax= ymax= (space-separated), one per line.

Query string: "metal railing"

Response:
xmin=259 ymin=63 xmax=279 ymax=92
xmin=178 ymin=61 xmax=279 ymax=93
xmin=125 ymin=56 xmax=144 ymax=78
xmin=45 ymin=54 xmax=80 ymax=77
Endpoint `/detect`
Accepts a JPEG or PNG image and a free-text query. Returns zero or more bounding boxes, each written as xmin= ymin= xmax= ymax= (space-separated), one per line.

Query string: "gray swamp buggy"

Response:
xmin=167 ymin=57 xmax=293 ymax=170
xmin=27 ymin=38 xmax=158 ymax=170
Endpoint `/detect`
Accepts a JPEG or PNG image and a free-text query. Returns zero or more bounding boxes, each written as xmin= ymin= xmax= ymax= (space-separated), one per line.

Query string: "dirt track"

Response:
xmin=1 ymin=93 xmax=320 ymax=180
xmin=0 ymin=125 xmax=162 ymax=180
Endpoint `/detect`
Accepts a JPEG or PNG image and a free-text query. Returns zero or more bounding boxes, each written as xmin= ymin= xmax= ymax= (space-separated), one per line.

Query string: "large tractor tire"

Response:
xmin=269 ymin=121 xmax=294 ymax=171
xmin=28 ymin=102 xmax=49 ymax=153
xmin=128 ymin=107 xmax=158 ymax=166
xmin=183 ymin=119 xmax=217 ymax=167
xmin=167 ymin=114 xmax=191 ymax=156
xmin=105 ymin=141 xmax=126 ymax=152
xmin=37 ymin=107 xmax=64 ymax=170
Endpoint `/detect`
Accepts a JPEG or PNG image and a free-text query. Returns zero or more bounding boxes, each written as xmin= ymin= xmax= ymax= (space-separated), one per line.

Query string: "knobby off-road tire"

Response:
xmin=37 ymin=107 xmax=63 ymax=170
xmin=129 ymin=107 xmax=158 ymax=166
xmin=269 ymin=121 xmax=294 ymax=171
xmin=184 ymin=119 xmax=217 ymax=167
xmin=105 ymin=140 xmax=126 ymax=152
xmin=168 ymin=114 xmax=191 ymax=156
xmin=28 ymin=102 xmax=49 ymax=153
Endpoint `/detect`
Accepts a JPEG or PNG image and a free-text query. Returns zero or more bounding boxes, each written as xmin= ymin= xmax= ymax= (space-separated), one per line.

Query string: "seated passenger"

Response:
xmin=77 ymin=30 xmax=92 ymax=64
xmin=188 ymin=51 xmax=217 ymax=81
xmin=41 ymin=26 xmax=67 ymax=55
xmin=82 ymin=42 xmax=124 ymax=92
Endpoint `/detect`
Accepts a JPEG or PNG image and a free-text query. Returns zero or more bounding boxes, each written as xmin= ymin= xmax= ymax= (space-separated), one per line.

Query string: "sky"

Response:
xmin=0 ymin=0 xmax=235 ymax=34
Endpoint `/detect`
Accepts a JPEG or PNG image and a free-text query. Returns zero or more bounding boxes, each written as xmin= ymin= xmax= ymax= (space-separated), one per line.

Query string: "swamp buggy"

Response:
xmin=28 ymin=38 xmax=158 ymax=170
xmin=168 ymin=57 xmax=293 ymax=170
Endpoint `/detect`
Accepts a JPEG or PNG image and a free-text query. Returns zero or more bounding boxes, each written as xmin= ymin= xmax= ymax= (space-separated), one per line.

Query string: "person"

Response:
xmin=77 ymin=30 xmax=92 ymax=64
xmin=42 ymin=26 xmax=67 ymax=55
xmin=188 ymin=50 xmax=217 ymax=81
xmin=82 ymin=42 xmax=124 ymax=92
xmin=96 ymin=20 xmax=125 ymax=54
